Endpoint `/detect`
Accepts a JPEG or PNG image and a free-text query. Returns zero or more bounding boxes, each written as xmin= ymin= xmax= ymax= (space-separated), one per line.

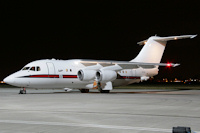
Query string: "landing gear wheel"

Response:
xmin=79 ymin=89 xmax=89 ymax=93
xmin=19 ymin=88 xmax=26 ymax=94
xmin=100 ymin=90 xmax=110 ymax=93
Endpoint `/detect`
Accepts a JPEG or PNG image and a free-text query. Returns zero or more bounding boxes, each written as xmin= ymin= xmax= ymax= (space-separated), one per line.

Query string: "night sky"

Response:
xmin=1 ymin=1 xmax=200 ymax=80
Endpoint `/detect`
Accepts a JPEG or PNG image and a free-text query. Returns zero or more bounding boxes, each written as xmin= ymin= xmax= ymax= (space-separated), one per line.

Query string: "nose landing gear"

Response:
xmin=19 ymin=88 xmax=26 ymax=94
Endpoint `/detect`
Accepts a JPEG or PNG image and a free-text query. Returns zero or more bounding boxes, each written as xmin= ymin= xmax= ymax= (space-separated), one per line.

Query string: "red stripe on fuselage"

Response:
xmin=63 ymin=75 xmax=77 ymax=78
xmin=118 ymin=76 xmax=140 ymax=79
xmin=25 ymin=75 xmax=77 ymax=78
xmin=29 ymin=75 xmax=59 ymax=78
xmin=25 ymin=75 xmax=137 ymax=79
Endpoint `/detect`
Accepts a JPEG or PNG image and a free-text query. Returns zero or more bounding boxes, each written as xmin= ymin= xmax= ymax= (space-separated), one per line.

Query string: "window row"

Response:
xmin=22 ymin=66 xmax=41 ymax=71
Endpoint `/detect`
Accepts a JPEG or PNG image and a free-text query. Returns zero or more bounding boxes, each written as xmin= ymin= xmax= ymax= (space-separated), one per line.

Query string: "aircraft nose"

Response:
xmin=4 ymin=73 xmax=30 ymax=87
xmin=3 ymin=75 xmax=14 ymax=85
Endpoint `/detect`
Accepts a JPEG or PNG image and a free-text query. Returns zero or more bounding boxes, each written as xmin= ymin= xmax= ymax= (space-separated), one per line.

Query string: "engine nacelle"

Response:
xmin=96 ymin=70 xmax=117 ymax=82
xmin=77 ymin=69 xmax=96 ymax=81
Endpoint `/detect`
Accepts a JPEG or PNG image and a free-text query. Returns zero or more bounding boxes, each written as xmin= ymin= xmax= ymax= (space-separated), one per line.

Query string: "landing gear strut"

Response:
xmin=19 ymin=88 xmax=26 ymax=94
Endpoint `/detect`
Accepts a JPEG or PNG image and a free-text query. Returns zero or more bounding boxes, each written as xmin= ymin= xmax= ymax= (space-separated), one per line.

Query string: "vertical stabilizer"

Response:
xmin=130 ymin=35 xmax=196 ymax=63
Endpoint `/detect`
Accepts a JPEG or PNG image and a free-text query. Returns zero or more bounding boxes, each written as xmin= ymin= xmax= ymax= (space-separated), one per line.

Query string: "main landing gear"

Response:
xmin=99 ymin=90 xmax=110 ymax=93
xmin=19 ymin=88 xmax=26 ymax=94
xmin=94 ymin=80 xmax=110 ymax=93
xmin=79 ymin=89 xmax=89 ymax=93
xmin=79 ymin=89 xmax=110 ymax=93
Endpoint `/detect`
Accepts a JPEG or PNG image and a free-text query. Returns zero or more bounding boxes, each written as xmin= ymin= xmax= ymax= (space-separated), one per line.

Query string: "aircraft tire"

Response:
xmin=172 ymin=127 xmax=191 ymax=133
xmin=19 ymin=89 xmax=26 ymax=94
xmin=19 ymin=90 xmax=23 ymax=94
xmin=100 ymin=90 xmax=110 ymax=93
xmin=79 ymin=89 xmax=89 ymax=93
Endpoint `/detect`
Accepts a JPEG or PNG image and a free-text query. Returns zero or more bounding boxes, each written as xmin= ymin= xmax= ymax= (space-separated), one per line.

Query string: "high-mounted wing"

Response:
xmin=80 ymin=60 xmax=179 ymax=71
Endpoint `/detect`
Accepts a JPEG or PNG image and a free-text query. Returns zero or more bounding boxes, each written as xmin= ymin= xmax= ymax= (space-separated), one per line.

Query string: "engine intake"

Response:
xmin=96 ymin=70 xmax=117 ymax=82
xmin=77 ymin=69 xmax=96 ymax=81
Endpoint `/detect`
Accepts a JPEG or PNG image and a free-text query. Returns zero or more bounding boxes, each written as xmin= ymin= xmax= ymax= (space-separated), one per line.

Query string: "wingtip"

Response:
xmin=190 ymin=34 xmax=197 ymax=39
xmin=173 ymin=64 xmax=180 ymax=67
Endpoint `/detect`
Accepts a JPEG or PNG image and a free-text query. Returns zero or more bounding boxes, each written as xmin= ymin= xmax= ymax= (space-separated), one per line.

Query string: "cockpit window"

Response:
xmin=30 ymin=67 xmax=35 ymax=71
xmin=36 ymin=66 xmax=41 ymax=71
xmin=22 ymin=66 xmax=41 ymax=71
xmin=22 ymin=67 xmax=30 ymax=70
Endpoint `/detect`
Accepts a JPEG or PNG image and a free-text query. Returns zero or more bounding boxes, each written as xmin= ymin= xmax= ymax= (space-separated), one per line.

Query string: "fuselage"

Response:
xmin=4 ymin=59 xmax=158 ymax=89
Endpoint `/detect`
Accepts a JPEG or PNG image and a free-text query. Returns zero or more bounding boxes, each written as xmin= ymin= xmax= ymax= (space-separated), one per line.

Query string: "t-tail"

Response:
xmin=130 ymin=35 xmax=197 ymax=63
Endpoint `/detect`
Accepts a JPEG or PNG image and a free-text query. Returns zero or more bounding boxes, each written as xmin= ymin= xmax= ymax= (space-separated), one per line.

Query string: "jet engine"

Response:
xmin=77 ymin=69 xmax=96 ymax=81
xmin=96 ymin=70 xmax=117 ymax=82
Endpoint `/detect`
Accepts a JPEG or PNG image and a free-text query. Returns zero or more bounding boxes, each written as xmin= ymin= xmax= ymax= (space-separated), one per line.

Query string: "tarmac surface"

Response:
xmin=0 ymin=88 xmax=200 ymax=133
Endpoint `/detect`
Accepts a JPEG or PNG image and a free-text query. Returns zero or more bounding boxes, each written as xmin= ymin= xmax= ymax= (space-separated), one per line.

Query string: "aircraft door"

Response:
xmin=46 ymin=62 xmax=55 ymax=76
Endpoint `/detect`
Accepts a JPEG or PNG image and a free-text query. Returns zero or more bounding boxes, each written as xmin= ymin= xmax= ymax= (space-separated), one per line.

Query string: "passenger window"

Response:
xmin=22 ymin=67 xmax=30 ymax=70
xmin=30 ymin=67 xmax=35 ymax=71
xmin=36 ymin=66 xmax=41 ymax=71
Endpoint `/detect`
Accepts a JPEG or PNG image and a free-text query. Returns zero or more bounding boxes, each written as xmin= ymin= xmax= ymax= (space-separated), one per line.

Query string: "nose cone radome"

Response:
xmin=3 ymin=75 xmax=14 ymax=85
xmin=4 ymin=72 xmax=30 ymax=87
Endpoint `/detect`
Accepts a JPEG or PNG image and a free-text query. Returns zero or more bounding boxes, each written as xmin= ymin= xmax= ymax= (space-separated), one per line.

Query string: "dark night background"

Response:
xmin=1 ymin=0 xmax=200 ymax=80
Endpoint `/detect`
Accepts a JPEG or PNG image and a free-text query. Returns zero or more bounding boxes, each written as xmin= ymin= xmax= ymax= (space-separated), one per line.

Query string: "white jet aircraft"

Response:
xmin=4 ymin=35 xmax=196 ymax=93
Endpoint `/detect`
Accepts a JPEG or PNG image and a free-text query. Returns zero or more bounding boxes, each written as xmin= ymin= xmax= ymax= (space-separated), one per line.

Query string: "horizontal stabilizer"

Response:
xmin=137 ymin=35 xmax=197 ymax=45
xmin=154 ymin=35 xmax=197 ymax=42
xmin=137 ymin=39 xmax=148 ymax=45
